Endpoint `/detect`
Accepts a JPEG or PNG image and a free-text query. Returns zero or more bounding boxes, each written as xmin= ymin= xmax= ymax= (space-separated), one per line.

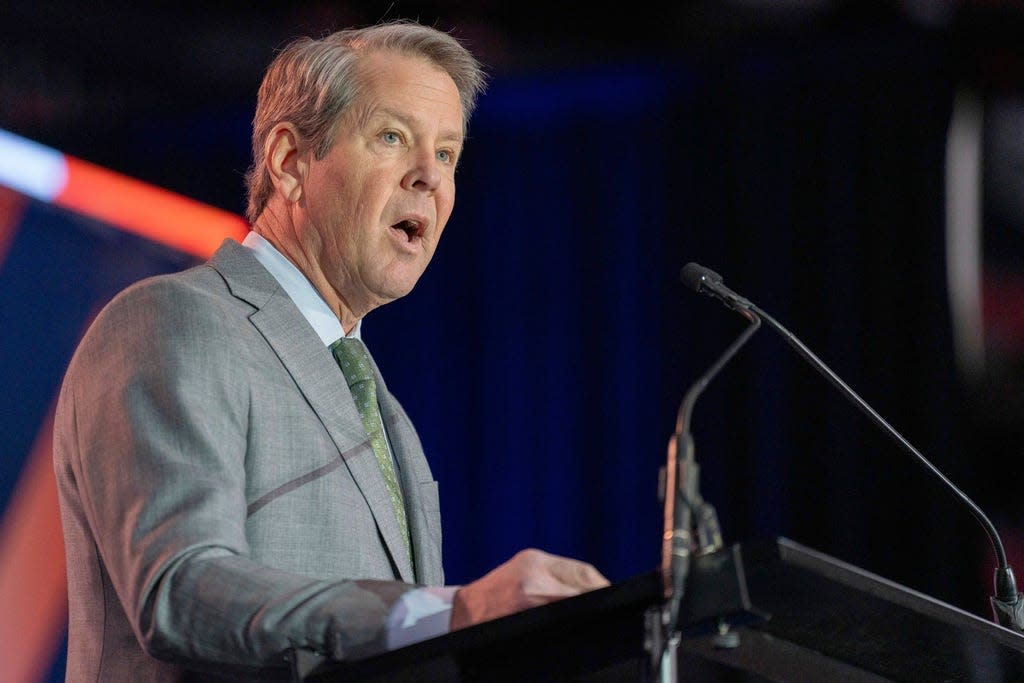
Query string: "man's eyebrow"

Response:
xmin=369 ymin=107 xmax=464 ymax=145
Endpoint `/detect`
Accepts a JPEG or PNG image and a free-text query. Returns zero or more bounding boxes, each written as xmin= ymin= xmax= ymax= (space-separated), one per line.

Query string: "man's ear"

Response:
xmin=266 ymin=123 xmax=307 ymax=204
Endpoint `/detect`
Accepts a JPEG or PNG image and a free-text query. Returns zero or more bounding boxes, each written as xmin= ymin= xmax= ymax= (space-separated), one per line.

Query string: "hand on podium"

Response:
xmin=451 ymin=549 xmax=609 ymax=629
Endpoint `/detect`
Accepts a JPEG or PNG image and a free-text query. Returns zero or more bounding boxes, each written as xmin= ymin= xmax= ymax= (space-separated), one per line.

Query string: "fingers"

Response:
xmin=543 ymin=554 xmax=610 ymax=592
xmin=450 ymin=549 xmax=609 ymax=630
xmin=513 ymin=548 xmax=610 ymax=596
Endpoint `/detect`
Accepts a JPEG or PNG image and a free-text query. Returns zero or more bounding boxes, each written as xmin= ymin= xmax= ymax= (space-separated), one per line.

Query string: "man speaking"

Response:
xmin=54 ymin=21 xmax=607 ymax=680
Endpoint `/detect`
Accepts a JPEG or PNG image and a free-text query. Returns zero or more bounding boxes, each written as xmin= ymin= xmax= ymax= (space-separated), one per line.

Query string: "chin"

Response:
xmin=378 ymin=266 xmax=428 ymax=301
xmin=374 ymin=278 xmax=420 ymax=304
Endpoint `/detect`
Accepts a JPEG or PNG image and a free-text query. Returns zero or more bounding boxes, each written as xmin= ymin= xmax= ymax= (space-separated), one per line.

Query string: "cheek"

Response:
xmin=438 ymin=185 xmax=456 ymax=224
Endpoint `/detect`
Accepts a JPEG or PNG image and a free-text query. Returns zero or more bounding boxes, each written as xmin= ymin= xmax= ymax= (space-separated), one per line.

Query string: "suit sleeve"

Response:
xmin=55 ymin=276 xmax=416 ymax=674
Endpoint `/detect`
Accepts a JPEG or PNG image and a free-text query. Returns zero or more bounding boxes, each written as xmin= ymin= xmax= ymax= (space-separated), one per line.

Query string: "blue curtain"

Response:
xmin=367 ymin=66 xmax=677 ymax=582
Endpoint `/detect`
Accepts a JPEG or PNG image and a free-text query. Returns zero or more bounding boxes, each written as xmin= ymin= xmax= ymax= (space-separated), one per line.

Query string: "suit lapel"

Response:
xmin=369 ymin=356 xmax=444 ymax=585
xmin=209 ymin=240 xmax=416 ymax=583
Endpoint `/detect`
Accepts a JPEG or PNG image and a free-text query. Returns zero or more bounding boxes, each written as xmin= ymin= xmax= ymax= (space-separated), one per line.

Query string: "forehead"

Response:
xmin=351 ymin=50 xmax=464 ymax=136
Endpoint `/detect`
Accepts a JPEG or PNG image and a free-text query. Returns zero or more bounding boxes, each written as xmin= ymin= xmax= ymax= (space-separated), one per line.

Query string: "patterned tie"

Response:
xmin=330 ymin=337 xmax=412 ymax=564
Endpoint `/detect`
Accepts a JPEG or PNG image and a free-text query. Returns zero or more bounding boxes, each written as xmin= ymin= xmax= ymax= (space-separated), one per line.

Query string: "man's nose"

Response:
xmin=402 ymin=148 xmax=443 ymax=193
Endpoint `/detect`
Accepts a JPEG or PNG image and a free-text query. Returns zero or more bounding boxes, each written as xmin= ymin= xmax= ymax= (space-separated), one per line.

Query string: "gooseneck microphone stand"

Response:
xmin=680 ymin=262 xmax=1024 ymax=633
xmin=658 ymin=302 xmax=761 ymax=681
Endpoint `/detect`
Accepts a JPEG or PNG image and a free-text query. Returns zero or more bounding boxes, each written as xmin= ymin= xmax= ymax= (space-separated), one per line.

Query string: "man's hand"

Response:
xmin=450 ymin=549 xmax=610 ymax=629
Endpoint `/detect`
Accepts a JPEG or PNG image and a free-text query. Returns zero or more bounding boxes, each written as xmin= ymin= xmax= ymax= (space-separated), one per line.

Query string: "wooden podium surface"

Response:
xmin=292 ymin=538 xmax=1024 ymax=682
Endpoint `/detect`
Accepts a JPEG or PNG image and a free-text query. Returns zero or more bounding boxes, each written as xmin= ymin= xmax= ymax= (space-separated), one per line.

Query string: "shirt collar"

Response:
xmin=241 ymin=231 xmax=360 ymax=344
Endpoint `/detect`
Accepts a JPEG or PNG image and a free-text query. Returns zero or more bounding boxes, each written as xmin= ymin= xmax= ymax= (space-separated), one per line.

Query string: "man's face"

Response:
xmin=298 ymin=50 xmax=464 ymax=316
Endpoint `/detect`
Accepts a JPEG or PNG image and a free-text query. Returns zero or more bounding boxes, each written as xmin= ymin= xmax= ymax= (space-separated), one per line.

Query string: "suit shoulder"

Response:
xmin=65 ymin=263 xmax=253 ymax=384
xmin=113 ymin=262 xmax=239 ymax=313
xmin=98 ymin=263 xmax=248 ymax=335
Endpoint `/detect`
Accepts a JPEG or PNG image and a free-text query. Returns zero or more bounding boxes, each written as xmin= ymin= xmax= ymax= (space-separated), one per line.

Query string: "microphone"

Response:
xmin=680 ymin=263 xmax=752 ymax=312
xmin=681 ymin=262 xmax=1024 ymax=632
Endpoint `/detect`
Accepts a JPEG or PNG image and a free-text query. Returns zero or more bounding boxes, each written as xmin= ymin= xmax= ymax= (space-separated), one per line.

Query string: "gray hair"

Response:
xmin=244 ymin=21 xmax=487 ymax=223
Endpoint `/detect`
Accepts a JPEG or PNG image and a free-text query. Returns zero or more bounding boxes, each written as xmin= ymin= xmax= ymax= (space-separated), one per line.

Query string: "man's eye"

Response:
xmin=381 ymin=131 xmax=402 ymax=145
xmin=437 ymin=149 xmax=455 ymax=164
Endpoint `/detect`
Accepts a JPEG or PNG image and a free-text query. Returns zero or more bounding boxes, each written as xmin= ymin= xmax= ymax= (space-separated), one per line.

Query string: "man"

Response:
xmin=54 ymin=21 xmax=607 ymax=681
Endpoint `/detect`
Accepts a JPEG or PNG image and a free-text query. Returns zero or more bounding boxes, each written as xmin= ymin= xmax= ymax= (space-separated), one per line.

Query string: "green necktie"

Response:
xmin=330 ymin=337 xmax=412 ymax=563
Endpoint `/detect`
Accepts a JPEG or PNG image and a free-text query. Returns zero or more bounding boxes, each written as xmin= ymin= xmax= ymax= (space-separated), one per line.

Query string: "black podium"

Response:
xmin=291 ymin=538 xmax=1024 ymax=682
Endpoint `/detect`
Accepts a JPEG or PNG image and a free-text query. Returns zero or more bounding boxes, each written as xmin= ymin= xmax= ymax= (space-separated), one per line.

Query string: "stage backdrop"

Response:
xmin=0 ymin=23 xmax=1005 ymax=682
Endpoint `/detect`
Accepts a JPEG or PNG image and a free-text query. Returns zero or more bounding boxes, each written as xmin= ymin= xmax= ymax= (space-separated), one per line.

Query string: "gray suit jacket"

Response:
xmin=53 ymin=239 xmax=444 ymax=680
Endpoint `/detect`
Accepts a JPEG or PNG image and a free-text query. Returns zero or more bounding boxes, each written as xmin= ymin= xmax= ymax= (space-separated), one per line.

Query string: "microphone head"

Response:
xmin=680 ymin=262 xmax=723 ymax=293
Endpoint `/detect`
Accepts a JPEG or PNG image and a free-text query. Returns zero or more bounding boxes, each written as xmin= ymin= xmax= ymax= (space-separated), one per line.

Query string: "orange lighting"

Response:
xmin=57 ymin=157 xmax=248 ymax=259
xmin=0 ymin=409 xmax=66 ymax=683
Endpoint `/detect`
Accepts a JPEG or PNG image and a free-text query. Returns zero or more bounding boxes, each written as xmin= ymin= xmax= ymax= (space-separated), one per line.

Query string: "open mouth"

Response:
xmin=391 ymin=219 xmax=424 ymax=242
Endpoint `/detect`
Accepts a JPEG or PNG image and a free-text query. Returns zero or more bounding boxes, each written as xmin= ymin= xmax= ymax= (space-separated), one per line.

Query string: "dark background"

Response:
xmin=3 ymin=1 xmax=1024 ymax=680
